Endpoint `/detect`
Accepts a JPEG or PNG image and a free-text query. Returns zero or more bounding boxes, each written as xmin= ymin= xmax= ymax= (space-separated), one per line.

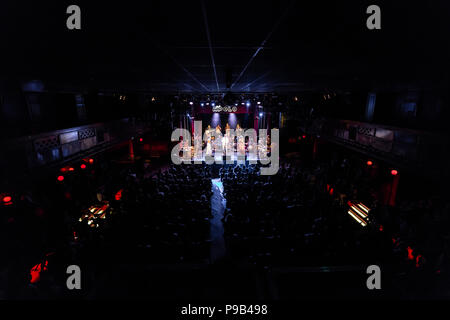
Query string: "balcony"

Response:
xmin=309 ymin=118 xmax=450 ymax=179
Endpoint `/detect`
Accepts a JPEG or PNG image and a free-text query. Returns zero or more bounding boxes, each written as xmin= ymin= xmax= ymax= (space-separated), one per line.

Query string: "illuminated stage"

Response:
xmin=191 ymin=152 xmax=262 ymax=164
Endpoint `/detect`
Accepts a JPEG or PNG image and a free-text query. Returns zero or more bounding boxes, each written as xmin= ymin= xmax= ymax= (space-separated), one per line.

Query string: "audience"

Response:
xmin=2 ymin=151 xmax=450 ymax=298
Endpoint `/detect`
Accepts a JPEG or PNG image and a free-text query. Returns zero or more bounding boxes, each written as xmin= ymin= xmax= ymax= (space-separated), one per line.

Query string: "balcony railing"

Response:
xmin=0 ymin=118 xmax=146 ymax=172
xmin=308 ymin=118 xmax=450 ymax=178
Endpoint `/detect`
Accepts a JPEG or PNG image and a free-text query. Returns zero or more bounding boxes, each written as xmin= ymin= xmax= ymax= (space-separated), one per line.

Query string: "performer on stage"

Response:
xmin=236 ymin=124 xmax=245 ymax=156
xmin=223 ymin=123 xmax=231 ymax=154
xmin=205 ymin=125 xmax=212 ymax=140
xmin=205 ymin=125 xmax=213 ymax=157
xmin=214 ymin=125 xmax=223 ymax=153
xmin=205 ymin=138 xmax=212 ymax=157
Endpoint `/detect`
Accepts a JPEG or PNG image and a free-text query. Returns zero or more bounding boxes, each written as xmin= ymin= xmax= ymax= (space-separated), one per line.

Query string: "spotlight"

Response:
xmin=367 ymin=160 xmax=373 ymax=166
xmin=3 ymin=196 xmax=12 ymax=203
xmin=241 ymin=102 xmax=245 ymax=105
xmin=211 ymin=102 xmax=215 ymax=107
xmin=246 ymin=102 xmax=251 ymax=107
xmin=257 ymin=101 xmax=261 ymax=105
xmin=139 ymin=138 xmax=143 ymax=142
xmin=206 ymin=102 xmax=210 ymax=106
xmin=189 ymin=101 xmax=193 ymax=105
xmin=80 ymin=164 xmax=86 ymax=169
xmin=89 ymin=159 xmax=94 ymax=164
xmin=200 ymin=103 xmax=204 ymax=107
xmin=391 ymin=169 xmax=398 ymax=176
xmin=57 ymin=175 xmax=65 ymax=182
xmin=259 ymin=112 xmax=263 ymax=117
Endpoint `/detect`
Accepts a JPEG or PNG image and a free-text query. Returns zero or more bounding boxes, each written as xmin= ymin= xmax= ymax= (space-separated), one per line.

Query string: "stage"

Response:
xmin=191 ymin=152 xmax=262 ymax=164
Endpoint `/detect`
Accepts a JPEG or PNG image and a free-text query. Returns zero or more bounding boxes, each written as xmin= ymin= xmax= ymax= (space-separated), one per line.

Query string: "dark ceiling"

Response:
xmin=1 ymin=0 xmax=449 ymax=93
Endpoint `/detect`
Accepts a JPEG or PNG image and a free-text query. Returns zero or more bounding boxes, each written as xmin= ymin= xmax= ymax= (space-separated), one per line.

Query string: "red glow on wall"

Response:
xmin=407 ymin=246 xmax=414 ymax=260
xmin=115 ymin=189 xmax=124 ymax=201
xmin=329 ymin=188 xmax=334 ymax=195
xmin=367 ymin=160 xmax=373 ymax=166
xmin=30 ymin=265 xmax=41 ymax=284
xmin=57 ymin=175 xmax=64 ymax=182
xmin=35 ymin=208 xmax=45 ymax=217
xmin=391 ymin=169 xmax=398 ymax=176
xmin=379 ymin=225 xmax=383 ymax=232
xmin=416 ymin=255 xmax=423 ymax=268
xmin=80 ymin=164 xmax=86 ymax=169
xmin=30 ymin=260 xmax=48 ymax=284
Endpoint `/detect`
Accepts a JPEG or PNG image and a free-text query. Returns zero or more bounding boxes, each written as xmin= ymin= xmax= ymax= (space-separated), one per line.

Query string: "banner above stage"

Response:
xmin=195 ymin=104 xmax=252 ymax=114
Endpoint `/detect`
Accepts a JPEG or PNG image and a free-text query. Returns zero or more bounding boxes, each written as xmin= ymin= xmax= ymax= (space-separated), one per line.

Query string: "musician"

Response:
xmin=223 ymin=123 xmax=232 ymax=153
xmin=236 ymin=124 xmax=245 ymax=155
xmin=205 ymin=125 xmax=213 ymax=157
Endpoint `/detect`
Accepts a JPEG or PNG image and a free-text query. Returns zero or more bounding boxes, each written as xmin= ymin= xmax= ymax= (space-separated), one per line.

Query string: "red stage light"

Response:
xmin=302 ymin=135 xmax=306 ymax=139
xmin=57 ymin=175 xmax=64 ymax=182
xmin=3 ymin=196 xmax=12 ymax=203
xmin=391 ymin=169 xmax=398 ymax=176
xmin=115 ymin=189 xmax=123 ymax=201
xmin=89 ymin=159 xmax=94 ymax=164
xmin=139 ymin=138 xmax=143 ymax=142
xmin=68 ymin=167 xmax=75 ymax=171
xmin=416 ymin=255 xmax=423 ymax=268
xmin=407 ymin=246 xmax=414 ymax=260
xmin=367 ymin=160 xmax=373 ymax=166
xmin=30 ymin=260 xmax=49 ymax=284
xmin=80 ymin=164 xmax=86 ymax=169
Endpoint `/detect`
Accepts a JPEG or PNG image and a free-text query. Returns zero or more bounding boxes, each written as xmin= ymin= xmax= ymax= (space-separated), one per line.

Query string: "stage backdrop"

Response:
xmin=195 ymin=105 xmax=251 ymax=114
xmin=197 ymin=112 xmax=252 ymax=130
xmin=194 ymin=105 xmax=254 ymax=129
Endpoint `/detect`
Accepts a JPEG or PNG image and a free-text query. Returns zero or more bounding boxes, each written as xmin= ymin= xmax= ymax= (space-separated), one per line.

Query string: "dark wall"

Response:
xmin=316 ymin=90 xmax=449 ymax=133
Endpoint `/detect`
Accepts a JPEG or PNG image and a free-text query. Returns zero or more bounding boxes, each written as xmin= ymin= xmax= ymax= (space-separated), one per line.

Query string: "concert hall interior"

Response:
xmin=0 ymin=1 xmax=450 ymax=300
